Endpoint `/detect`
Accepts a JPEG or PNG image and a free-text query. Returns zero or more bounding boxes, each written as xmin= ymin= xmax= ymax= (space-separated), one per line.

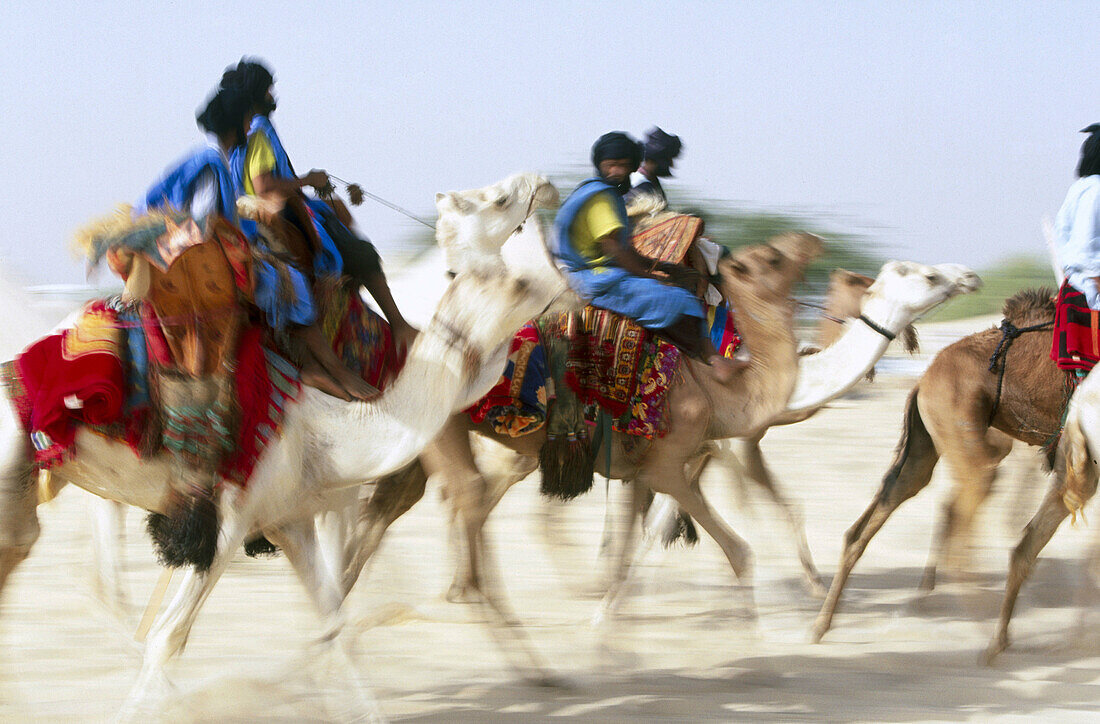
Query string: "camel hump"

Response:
xmin=1001 ymin=287 xmax=1056 ymax=325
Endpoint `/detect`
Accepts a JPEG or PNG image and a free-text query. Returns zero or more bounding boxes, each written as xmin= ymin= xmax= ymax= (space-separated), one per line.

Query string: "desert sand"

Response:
xmin=1 ymin=308 xmax=1099 ymax=722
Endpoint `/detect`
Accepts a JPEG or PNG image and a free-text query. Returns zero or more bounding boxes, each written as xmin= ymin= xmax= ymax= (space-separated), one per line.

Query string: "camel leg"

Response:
xmin=813 ymin=389 xmax=939 ymax=642
xmin=592 ymin=478 xmax=648 ymax=626
xmin=984 ymin=486 xmax=1071 ymax=664
xmin=119 ymin=502 xmax=252 ymax=720
xmin=341 ymin=461 xmax=428 ymax=596
xmin=0 ymin=426 xmax=38 ymax=605
xmin=268 ymin=516 xmax=384 ymax=721
xmin=598 ymin=449 xmax=713 ymax=623
xmin=737 ymin=433 xmax=826 ymax=597
xmin=641 ymin=454 xmax=756 ymax=619
xmin=986 ymin=412 xmax=1098 ymax=663
xmin=89 ymin=497 xmax=128 ymax=613
xmin=919 ymin=431 xmax=1012 ymax=591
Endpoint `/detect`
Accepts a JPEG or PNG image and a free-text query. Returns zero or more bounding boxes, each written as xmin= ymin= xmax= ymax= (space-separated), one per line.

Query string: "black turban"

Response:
xmin=591 ymin=131 xmax=643 ymax=170
xmin=196 ymin=87 xmax=251 ymax=138
xmin=1079 ymin=123 xmax=1100 ymax=178
xmin=642 ymin=127 xmax=682 ymax=164
xmin=220 ymin=58 xmax=274 ymax=107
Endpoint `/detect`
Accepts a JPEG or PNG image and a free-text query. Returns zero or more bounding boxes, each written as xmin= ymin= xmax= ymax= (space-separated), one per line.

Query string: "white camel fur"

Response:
xmin=0 ymin=172 xmax=560 ymax=717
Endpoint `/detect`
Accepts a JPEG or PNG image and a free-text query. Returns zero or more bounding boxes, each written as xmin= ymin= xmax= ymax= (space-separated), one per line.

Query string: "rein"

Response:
xmin=794 ymin=299 xmax=846 ymax=325
xmin=325 ymin=174 xmax=437 ymax=230
xmin=986 ymin=318 xmax=1055 ymax=425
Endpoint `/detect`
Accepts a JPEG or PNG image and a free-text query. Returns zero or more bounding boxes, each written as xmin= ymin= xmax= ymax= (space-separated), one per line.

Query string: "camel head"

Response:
xmin=864 ymin=261 xmax=982 ymax=324
xmin=435 ymin=173 xmax=559 ymax=274
xmin=717 ymin=232 xmax=825 ymax=307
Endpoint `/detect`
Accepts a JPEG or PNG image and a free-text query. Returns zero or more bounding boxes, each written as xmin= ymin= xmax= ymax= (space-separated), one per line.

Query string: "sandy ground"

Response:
xmin=2 ymin=317 xmax=1100 ymax=722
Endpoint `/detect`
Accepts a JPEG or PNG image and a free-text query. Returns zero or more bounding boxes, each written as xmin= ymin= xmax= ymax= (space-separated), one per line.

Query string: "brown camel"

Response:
xmin=340 ymin=233 xmax=826 ymax=602
xmin=813 ymin=288 xmax=1065 ymax=641
xmin=984 ymin=359 xmax=1100 ymax=664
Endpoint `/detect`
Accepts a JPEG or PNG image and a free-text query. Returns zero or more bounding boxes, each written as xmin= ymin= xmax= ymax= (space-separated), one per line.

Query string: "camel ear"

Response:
xmin=437 ymin=191 xmax=475 ymax=214
xmin=770 ymin=232 xmax=824 ymax=267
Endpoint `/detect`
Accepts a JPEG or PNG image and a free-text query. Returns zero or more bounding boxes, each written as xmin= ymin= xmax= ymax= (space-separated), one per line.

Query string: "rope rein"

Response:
xmin=986 ymin=318 xmax=1055 ymax=425
xmin=324 ymin=174 xmax=437 ymax=230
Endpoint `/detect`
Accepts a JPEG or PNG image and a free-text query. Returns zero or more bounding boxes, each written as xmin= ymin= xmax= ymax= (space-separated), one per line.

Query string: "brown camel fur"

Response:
xmin=813 ymin=288 xmax=1065 ymax=642
xmin=983 ymin=392 xmax=1099 ymax=664
xmin=340 ymin=233 xmax=825 ymax=605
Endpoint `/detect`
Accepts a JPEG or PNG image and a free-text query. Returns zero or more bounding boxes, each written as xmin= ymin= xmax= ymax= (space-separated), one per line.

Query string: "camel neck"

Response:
xmin=703 ymin=290 xmax=799 ymax=438
xmin=786 ymin=296 xmax=900 ymax=413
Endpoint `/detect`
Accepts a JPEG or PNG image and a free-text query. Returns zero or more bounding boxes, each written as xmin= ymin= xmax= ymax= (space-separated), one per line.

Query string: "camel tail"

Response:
xmin=1056 ymin=403 xmax=1100 ymax=517
xmin=877 ymin=386 xmax=937 ymax=503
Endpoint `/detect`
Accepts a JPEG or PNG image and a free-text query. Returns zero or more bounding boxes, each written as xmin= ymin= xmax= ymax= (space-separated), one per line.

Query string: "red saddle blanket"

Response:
xmin=1 ymin=303 xmax=300 ymax=487
xmin=1052 ymin=281 xmax=1100 ymax=373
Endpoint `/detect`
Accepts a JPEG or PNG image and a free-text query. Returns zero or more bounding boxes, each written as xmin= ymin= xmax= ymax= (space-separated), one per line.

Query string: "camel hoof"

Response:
xmin=527 ymin=672 xmax=571 ymax=689
xmin=982 ymin=634 xmax=1009 ymax=666
xmin=444 ymin=582 xmax=480 ymax=604
xmin=806 ymin=577 xmax=828 ymax=600
xmin=811 ymin=618 xmax=830 ymax=644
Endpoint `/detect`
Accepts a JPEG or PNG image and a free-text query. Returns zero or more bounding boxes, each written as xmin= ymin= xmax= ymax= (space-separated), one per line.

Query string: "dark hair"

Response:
xmin=591 ymin=131 xmax=643 ymax=170
xmin=642 ymin=127 xmax=682 ymax=164
xmin=1078 ymin=124 xmax=1100 ymax=177
xmin=220 ymin=57 xmax=275 ymax=108
xmin=196 ymin=88 xmax=252 ymax=137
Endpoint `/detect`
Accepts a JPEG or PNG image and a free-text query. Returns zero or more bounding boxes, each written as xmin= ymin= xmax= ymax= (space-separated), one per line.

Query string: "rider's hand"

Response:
xmin=304 ymin=169 xmax=330 ymax=190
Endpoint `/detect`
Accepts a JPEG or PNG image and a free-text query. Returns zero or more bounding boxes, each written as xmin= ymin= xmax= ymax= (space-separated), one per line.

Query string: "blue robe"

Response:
xmin=552 ymin=178 xmax=703 ymax=330
xmin=140 ymin=146 xmax=238 ymax=222
xmin=144 ymin=144 xmax=315 ymax=329
xmin=231 ymin=115 xmax=343 ymax=277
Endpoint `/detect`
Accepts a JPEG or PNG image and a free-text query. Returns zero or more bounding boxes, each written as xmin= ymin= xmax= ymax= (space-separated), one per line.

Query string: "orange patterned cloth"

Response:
xmin=630 ymin=214 xmax=704 ymax=264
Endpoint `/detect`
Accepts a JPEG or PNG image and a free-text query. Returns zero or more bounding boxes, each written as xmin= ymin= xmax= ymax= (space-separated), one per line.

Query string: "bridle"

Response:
xmin=794 ymin=299 xmax=895 ymax=341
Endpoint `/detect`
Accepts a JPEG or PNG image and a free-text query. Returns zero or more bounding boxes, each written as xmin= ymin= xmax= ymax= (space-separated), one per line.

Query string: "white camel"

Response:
xmin=0 ymin=172 xmax=560 ymax=718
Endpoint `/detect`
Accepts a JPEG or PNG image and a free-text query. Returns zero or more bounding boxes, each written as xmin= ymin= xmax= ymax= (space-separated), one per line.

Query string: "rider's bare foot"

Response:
xmin=333 ymin=368 xmax=381 ymax=402
xmin=300 ymin=358 xmax=354 ymax=401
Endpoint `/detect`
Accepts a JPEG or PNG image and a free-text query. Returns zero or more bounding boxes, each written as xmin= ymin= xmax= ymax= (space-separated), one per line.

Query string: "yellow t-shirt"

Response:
xmin=570 ymin=192 xmax=623 ymax=268
xmin=243 ymin=132 xmax=277 ymax=196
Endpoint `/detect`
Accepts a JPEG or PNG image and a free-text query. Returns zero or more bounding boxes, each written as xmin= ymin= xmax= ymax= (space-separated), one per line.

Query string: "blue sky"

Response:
xmin=0 ymin=1 xmax=1096 ymax=284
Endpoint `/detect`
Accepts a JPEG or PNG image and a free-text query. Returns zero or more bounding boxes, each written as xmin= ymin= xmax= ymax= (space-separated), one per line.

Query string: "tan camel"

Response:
xmin=813 ymin=288 xmax=1066 ymax=642
xmin=620 ymin=268 xmax=887 ymax=599
xmin=339 ymin=233 xmax=825 ymax=603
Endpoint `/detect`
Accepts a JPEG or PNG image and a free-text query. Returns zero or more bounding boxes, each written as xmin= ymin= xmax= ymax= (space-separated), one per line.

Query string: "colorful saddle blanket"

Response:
xmin=315 ymin=277 xmax=401 ymax=391
xmin=533 ymin=306 xmax=679 ymax=439
xmin=1052 ymin=281 xmax=1100 ymax=373
xmin=0 ymin=302 xmax=301 ymax=487
xmin=466 ymin=322 xmax=548 ymax=437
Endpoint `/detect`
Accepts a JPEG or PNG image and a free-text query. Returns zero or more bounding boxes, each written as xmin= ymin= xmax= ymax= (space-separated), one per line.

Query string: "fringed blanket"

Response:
xmin=1 ymin=300 xmax=126 ymax=466
xmin=465 ymin=322 xmax=548 ymax=436
xmin=1 ymin=306 xmax=301 ymax=488
xmin=315 ymin=277 xmax=400 ymax=391
xmin=539 ymin=306 xmax=682 ymax=440
xmin=1052 ymin=281 xmax=1100 ymax=373
xmin=631 ymin=214 xmax=704 ymax=264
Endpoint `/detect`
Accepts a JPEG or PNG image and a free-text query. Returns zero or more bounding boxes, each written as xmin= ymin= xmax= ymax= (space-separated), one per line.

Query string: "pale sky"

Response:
xmin=0 ymin=1 xmax=1096 ymax=285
